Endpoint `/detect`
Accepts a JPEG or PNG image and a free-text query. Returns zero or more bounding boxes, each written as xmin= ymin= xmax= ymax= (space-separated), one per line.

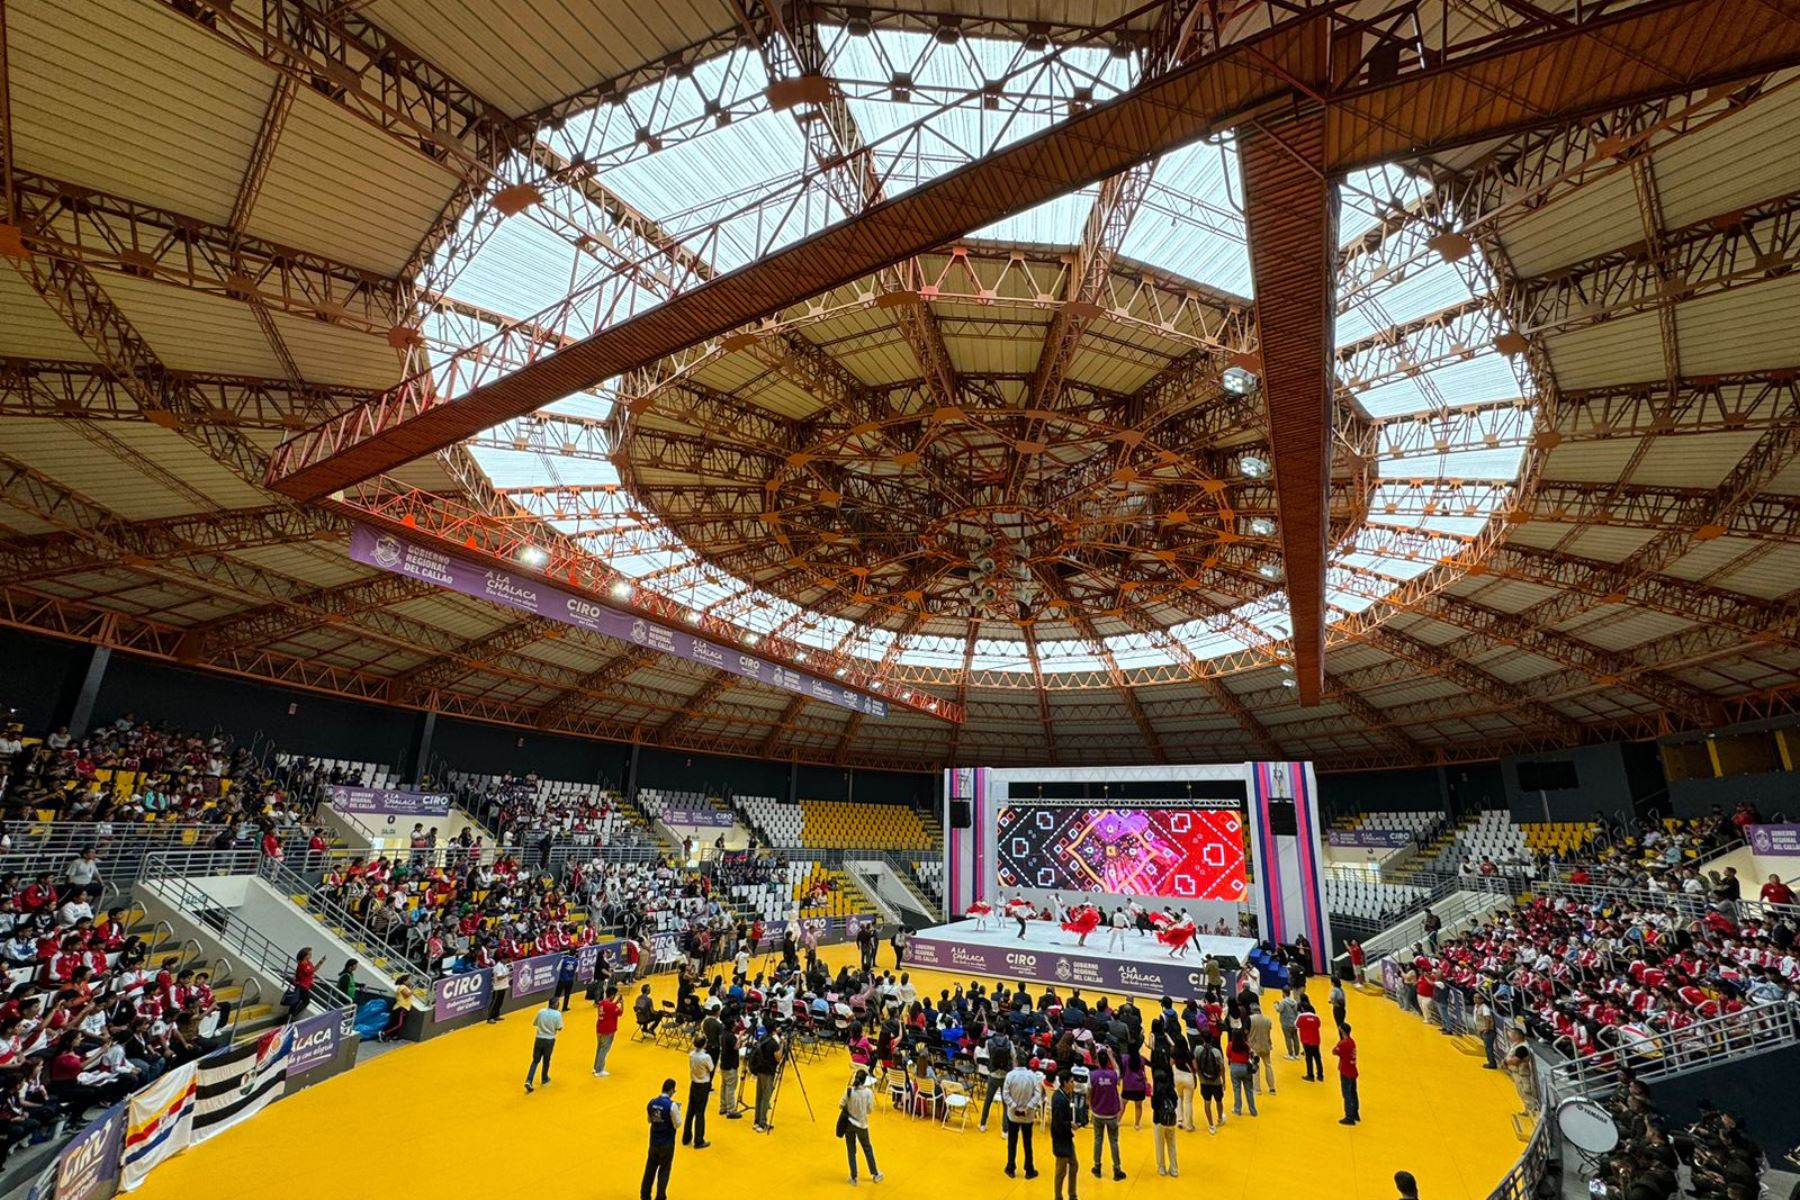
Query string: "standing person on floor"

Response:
xmin=1249 ymin=1003 xmax=1276 ymax=1095
xmin=683 ymin=1035 xmax=714 ymax=1148
xmin=1226 ymin=1028 xmax=1258 ymax=1117
xmin=840 ymin=1067 xmax=882 ymax=1184
xmin=1050 ymin=1072 xmax=1078 ymax=1200
xmin=1001 ymin=1054 xmax=1043 ymax=1179
xmin=1275 ymin=989 xmax=1301 ymax=1060
xmin=1086 ymin=1046 xmax=1125 ymax=1181
xmin=1150 ymin=1048 xmax=1178 ymax=1178
xmin=1330 ymin=978 xmax=1348 ymax=1029
xmin=524 ymin=997 xmax=563 ymax=1093
xmin=553 ymin=949 xmax=579 ymax=1012
xmin=717 ymin=1023 xmax=742 ymax=1119
xmin=593 ymin=985 xmax=622 ymax=1077
xmin=890 ymin=925 xmax=909 ymax=970
xmin=751 ymin=1026 xmax=782 ymax=1132
xmin=1474 ymin=995 xmax=1498 ymax=1069
xmin=1167 ymin=1024 xmax=1197 ymax=1132
xmin=1194 ymin=1035 xmax=1226 ymax=1134
xmin=979 ymin=1028 xmax=1013 ymax=1132
xmin=487 ymin=958 xmax=511 ymax=1024
xmin=1297 ymin=998 xmax=1324 ymax=1081
xmin=642 ymin=1078 xmax=680 ymax=1200
xmin=1118 ymin=1044 xmax=1148 ymax=1131
xmin=857 ymin=921 xmax=878 ymax=972
xmin=1333 ymin=1023 xmax=1360 ymax=1125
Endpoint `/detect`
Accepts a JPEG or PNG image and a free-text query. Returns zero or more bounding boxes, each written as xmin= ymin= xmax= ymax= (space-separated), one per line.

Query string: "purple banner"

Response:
xmin=1328 ymin=829 xmax=1414 ymax=849
xmin=663 ymin=807 xmax=735 ymax=829
xmin=290 ymin=1007 xmax=353 ymax=1077
xmin=513 ymin=946 xmax=604 ymax=998
xmin=1749 ymin=824 xmax=1800 ymax=857
xmin=904 ymin=936 xmax=1236 ymax=999
xmin=28 ymin=1101 xmax=123 ymax=1200
xmin=432 ymin=970 xmax=492 ymax=1022
xmin=350 ymin=524 xmax=887 ymax=719
xmin=329 ymin=785 xmax=451 ymax=820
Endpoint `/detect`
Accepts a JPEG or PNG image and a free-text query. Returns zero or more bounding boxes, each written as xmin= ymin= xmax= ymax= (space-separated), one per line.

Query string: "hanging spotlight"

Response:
xmin=1258 ymin=561 xmax=1282 ymax=579
xmin=684 ymin=609 xmax=702 ymax=625
xmin=1248 ymin=517 xmax=1276 ymax=537
xmin=518 ymin=545 xmax=549 ymax=567
xmin=743 ymin=633 xmax=759 ymax=646
xmin=1239 ymin=454 xmax=1270 ymax=479
xmin=1221 ymin=365 xmax=1259 ymax=395
xmin=610 ymin=579 xmax=632 ymax=599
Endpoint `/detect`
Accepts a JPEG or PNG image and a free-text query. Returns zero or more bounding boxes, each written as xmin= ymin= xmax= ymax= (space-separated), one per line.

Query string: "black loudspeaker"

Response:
xmin=950 ymin=799 xmax=973 ymax=828
xmin=1212 ymin=954 xmax=1241 ymax=971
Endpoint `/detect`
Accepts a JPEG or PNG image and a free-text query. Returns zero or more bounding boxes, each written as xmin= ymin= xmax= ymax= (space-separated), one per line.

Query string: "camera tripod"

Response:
xmin=735 ymin=1030 xmax=814 ymax=1130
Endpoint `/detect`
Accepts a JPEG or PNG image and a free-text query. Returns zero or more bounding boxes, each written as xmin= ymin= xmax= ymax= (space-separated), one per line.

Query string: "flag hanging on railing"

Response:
xmin=118 ymin=1064 xmax=196 ymax=1191
xmin=193 ymin=1027 xmax=292 ymax=1143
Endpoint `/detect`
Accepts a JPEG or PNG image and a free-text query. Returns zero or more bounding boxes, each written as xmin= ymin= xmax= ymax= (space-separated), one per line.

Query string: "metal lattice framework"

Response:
xmin=0 ymin=0 xmax=1795 ymax=773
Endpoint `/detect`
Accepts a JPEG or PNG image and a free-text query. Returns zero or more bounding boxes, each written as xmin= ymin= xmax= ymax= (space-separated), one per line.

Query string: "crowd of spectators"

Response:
xmin=1387 ymin=880 xmax=1797 ymax=1088
xmin=1589 ymin=1075 xmax=1764 ymax=1200
xmin=458 ymin=772 xmax=652 ymax=853
xmin=0 ymin=854 xmax=229 ymax=1160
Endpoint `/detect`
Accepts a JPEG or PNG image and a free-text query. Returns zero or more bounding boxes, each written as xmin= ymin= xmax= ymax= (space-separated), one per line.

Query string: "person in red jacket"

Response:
xmin=593 ymin=984 xmax=623 ymax=1077
xmin=1762 ymin=874 xmax=1795 ymax=908
xmin=1296 ymin=997 xmax=1324 ymax=1081
xmin=1332 ymin=1024 xmax=1359 ymax=1125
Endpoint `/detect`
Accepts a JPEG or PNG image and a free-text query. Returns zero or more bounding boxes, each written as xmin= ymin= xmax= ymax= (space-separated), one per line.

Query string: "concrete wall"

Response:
xmin=1501 ymin=743 xmax=1638 ymax=823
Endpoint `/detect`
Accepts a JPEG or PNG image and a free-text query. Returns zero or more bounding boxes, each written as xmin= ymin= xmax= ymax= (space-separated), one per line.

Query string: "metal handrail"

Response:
xmin=225 ymin=976 xmax=262 ymax=1041
xmin=139 ymin=853 xmax=355 ymax=1011
xmin=1484 ymin=1066 xmax=1555 ymax=1200
xmin=256 ymin=856 xmax=435 ymax=980
xmin=1539 ymin=878 xmax=1775 ymax=925
xmin=1548 ymin=1002 xmax=1800 ymax=1096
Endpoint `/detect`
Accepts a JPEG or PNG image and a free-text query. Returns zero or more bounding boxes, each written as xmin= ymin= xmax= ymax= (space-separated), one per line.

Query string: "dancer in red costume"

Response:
xmin=964 ymin=900 xmax=995 ymax=931
xmin=1060 ymin=903 xmax=1102 ymax=947
xmin=1156 ymin=913 xmax=1199 ymax=958
xmin=1005 ymin=896 xmax=1036 ymax=939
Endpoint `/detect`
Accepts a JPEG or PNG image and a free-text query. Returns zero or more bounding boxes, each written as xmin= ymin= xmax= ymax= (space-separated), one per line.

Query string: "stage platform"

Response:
xmin=905 ymin=918 xmax=1256 ymax=999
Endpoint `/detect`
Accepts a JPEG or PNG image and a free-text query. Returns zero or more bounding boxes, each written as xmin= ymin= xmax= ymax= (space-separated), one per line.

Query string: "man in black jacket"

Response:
xmin=1050 ymin=1073 xmax=1078 ymax=1200
xmin=751 ymin=1027 xmax=782 ymax=1132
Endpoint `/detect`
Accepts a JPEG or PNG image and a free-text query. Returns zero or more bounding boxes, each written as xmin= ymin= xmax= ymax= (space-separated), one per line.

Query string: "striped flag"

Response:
xmin=193 ymin=1027 xmax=292 ymax=1144
xmin=120 ymin=1064 xmax=197 ymax=1190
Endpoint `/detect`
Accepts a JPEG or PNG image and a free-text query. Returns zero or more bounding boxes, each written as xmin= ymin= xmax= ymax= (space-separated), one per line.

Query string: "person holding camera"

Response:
xmin=838 ymin=1067 xmax=882 ymax=1184
xmin=642 ymin=1078 xmax=681 ymax=1200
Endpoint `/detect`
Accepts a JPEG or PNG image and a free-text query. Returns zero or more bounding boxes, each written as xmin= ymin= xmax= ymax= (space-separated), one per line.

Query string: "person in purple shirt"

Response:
xmin=1087 ymin=1046 xmax=1126 ymax=1180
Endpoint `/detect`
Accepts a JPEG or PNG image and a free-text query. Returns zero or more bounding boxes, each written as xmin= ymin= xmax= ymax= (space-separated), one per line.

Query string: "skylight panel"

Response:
xmin=1120 ymin=139 xmax=1251 ymax=296
xmin=896 ymin=635 xmax=967 ymax=669
xmin=795 ymin=615 xmax=854 ymax=651
xmin=970 ymin=638 xmax=1032 ymax=672
xmin=1368 ymin=511 xmax=1498 ymax=539
xmin=545 ymin=45 xmax=774 ymax=171
xmin=972 ymin=189 xmax=1096 ymax=245
xmin=1377 ymin=445 xmax=1526 ymax=481
xmin=1350 ymin=348 xmax=1524 ymax=418
xmin=1338 ymin=164 xmax=1432 ymax=248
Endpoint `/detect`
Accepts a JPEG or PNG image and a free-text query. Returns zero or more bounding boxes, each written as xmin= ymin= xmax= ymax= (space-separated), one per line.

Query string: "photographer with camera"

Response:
xmin=751 ymin=1025 xmax=783 ymax=1132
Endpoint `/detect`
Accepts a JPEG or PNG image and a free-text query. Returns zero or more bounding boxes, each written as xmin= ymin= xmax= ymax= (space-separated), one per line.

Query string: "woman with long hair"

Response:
xmin=288 ymin=946 xmax=322 ymax=1017
xmin=1150 ymin=1050 xmax=1179 ymax=1177
xmin=1119 ymin=1041 xmax=1148 ymax=1130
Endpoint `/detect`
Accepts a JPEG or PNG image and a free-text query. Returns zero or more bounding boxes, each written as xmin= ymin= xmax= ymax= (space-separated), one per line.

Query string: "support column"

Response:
xmin=625 ymin=742 xmax=641 ymax=804
xmin=62 ymin=646 xmax=111 ymax=740
xmin=409 ymin=710 xmax=438 ymax=785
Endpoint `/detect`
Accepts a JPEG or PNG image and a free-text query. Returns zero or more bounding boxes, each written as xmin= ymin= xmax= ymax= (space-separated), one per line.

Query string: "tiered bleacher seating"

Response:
xmin=446 ymin=771 xmax=652 ymax=846
xmin=1520 ymin=820 xmax=1599 ymax=856
xmin=1334 ymin=809 xmax=1438 ymax=838
xmin=724 ymin=859 xmax=875 ymax=925
xmin=735 ymin=794 xmax=936 ymax=851
xmin=637 ymin=787 xmax=727 ymax=820
xmin=274 ymin=753 xmax=393 ymax=789
xmin=1454 ymin=809 xmax=1531 ymax=865
xmin=1323 ymin=876 xmax=1429 ymax=923
xmin=910 ymin=859 xmax=944 ymax=904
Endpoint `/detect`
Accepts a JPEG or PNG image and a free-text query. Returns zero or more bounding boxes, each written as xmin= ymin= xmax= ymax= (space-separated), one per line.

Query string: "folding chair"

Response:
xmin=939 ymin=1078 xmax=972 ymax=1132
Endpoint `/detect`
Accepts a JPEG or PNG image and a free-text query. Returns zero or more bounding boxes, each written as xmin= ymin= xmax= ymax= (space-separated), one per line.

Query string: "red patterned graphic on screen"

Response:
xmin=994 ymin=806 xmax=1247 ymax=901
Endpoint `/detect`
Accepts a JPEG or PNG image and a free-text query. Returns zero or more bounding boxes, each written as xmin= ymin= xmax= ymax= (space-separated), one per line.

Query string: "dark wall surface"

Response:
xmin=1646 ymin=1041 xmax=1800 ymax=1160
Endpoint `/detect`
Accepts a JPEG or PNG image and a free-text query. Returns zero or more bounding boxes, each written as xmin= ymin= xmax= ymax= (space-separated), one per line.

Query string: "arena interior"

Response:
xmin=0 ymin=0 xmax=1797 ymax=1197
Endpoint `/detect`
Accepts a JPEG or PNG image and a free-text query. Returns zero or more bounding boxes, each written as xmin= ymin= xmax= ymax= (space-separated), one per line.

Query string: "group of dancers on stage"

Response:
xmin=963 ymin=894 xmax=1208 ymax=958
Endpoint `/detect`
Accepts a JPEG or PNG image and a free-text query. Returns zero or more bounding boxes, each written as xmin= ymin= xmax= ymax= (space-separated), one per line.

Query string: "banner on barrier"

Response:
xmin=1748 ymin=823 xmax=1800 ymax=856
xmin=662 ymin=807 xmax=735 ymax=829
xmin=1327 ymin=829 xmax=1414 ymax=849
xmin=327 ymin=786 xmax=450 ymax=819
xmin=27 ymin=1102 xmax=123 ymax=1200
xmin=119 ymin=1065 xmax=196 ymax=1191
xmin=512 ymin=946 xmax=603 ymax=999
xmin=903 ymin=935 xmax=1236 ymax=998
xmin=432 ymin=969 xmax=492 ymax=1022
xmin=290 ymin=1007 xmax=353 ymax=1078
xmin=193 ymin=1028 xmax=290 ymax=1143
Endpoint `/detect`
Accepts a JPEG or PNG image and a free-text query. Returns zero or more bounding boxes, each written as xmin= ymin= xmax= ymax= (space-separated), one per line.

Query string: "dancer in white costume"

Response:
xmin=1106 ymin=906 xmax=1130 ymax=953
xmin=964 ymin=900 xmax=995 ymax=931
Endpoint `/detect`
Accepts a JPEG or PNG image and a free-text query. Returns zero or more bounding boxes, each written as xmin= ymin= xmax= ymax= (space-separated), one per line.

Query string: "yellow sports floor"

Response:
xmin=134 ymin=945 xmax=1529 ymax=1199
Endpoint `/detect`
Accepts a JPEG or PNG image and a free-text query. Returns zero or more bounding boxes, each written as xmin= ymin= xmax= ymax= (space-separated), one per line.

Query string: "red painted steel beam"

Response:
xmin=1240 ymin=112 xmax=1333 ymax=705
xmin=263 ymin=0 xmax=1800 ymax=502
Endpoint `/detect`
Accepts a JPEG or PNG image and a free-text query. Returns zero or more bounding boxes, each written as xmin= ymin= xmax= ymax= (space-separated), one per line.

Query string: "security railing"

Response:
xmin=1548 ymin=1002 xmax=1800 ymax=1097
xmin=1485 ymin=1066 xmax=1555 ymax=1200
xmin=1539 ymin=877 xmax=1778 ymax=925
xmin=255 ymin=855 xmax=436 ymax=981
xmin=138 ymin=852 xmax=356 ymax=1011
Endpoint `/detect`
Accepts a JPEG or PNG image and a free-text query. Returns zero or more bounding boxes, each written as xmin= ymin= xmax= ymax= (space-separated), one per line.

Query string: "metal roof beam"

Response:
xmin=0 ymin=359 xmax=376 ymax=431
xmin=263 ymin=0 xmax=1800 ymax=500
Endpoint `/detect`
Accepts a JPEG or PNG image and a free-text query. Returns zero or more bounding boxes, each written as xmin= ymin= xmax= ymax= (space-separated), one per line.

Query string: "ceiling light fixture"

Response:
xmin=684 ymin=610 xmax=702 ymax=625
xmin=1258 ymin=561 xmax=1283 ymax=579
xmin=1221 ymin=366 xmax=1259 ymax=395
xmin=518 ymin=546 xmax=548 ymax=567
xmin=1248 ymin=517 xmax=1276 ymax=537
xmin=610 ymin=579 xmax=631 ymax=599
xmin=1239 ymin=454 xmax=1270 ymax=479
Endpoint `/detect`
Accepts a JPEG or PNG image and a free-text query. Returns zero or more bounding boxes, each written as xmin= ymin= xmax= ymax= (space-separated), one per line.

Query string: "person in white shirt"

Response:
xmin=1002 ymin=1060 xmax=1044 ymax=1178
xmin=1107 ymin=908 xmax=1129 ymax=954
xmin=525 ymin=999 xmax=563 ymax=1093
xmin=895 ymin=973 xmax=917 ymax=1008
xmin=683 ymin=1035 xmax=714 ymax=1148
xmin=840 ymin=1068 xmax=882 ymax=1183
xmin=733 ymin=947 xmax=750 ymax=982
xmin=487 ymin=960 xmax=512 ymax=1024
